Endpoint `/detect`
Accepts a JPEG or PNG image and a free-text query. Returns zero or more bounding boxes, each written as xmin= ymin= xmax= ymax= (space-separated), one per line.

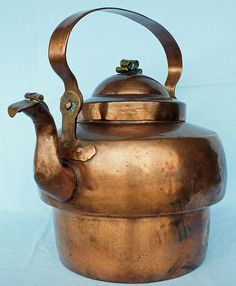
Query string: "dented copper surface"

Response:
xmin=8 ymin=7 xmax=226 ymax=283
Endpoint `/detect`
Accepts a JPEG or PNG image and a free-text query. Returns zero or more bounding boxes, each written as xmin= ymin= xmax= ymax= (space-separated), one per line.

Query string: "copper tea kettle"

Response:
xmin=8 ymin=7 xmax=227 ymax=283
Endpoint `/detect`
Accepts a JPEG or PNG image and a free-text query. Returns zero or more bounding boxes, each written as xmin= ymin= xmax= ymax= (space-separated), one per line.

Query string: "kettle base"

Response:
xmin=53 ymin=208 xmax=209 ymax=283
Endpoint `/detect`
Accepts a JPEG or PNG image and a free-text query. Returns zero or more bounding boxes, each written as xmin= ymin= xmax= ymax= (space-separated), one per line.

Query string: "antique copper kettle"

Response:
xmin=8 ymin=8 xmax=226 ymax=283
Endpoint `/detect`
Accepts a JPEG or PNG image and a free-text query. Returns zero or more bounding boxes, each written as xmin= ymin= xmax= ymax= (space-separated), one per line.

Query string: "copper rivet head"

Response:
xmin=75 ymin=146 xmax=83 ymax=154
xmin=65 ymin=100 xmax=72 ymax=109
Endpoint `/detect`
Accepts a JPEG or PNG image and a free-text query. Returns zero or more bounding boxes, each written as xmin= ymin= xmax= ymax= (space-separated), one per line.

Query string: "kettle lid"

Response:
xmin=78 ymin=60 xmax=185 ymax=122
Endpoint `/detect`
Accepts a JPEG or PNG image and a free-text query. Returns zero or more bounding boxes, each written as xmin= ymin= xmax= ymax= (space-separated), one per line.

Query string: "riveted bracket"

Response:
xmin=60 ymin=90 xmax=96 ymax=161
xmin=60 ymin=140 xmax=96 ymax=162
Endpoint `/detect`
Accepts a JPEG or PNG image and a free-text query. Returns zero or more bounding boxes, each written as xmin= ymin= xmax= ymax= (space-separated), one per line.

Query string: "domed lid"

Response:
xmin=78 ymin=60 xmax=185 ymax=122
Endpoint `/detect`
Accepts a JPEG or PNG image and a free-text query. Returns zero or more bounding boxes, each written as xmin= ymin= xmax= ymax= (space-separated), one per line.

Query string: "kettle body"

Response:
xmin=8 ymin=7 xmax=226 ymax=283
xmin=51 ymin=121 xmax=225 ymax=282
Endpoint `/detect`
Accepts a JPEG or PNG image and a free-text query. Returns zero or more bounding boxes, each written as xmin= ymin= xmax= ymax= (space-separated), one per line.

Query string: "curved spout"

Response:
xmin=8 ymin=94 xmax=77 ymax=202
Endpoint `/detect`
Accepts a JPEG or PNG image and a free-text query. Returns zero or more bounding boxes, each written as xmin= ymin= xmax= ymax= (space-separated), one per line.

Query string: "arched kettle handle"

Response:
xmin=49 ymin=7 xmax=183 ymax=143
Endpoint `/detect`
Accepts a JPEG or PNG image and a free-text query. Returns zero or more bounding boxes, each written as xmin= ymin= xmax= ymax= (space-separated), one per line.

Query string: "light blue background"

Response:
xmin=0 ymin=0 xmax=235 ymax=285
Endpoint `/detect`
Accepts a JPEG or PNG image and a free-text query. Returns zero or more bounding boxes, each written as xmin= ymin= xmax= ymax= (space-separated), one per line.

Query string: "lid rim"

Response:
xmin=78 ymin=101 xmax=186 ymax=122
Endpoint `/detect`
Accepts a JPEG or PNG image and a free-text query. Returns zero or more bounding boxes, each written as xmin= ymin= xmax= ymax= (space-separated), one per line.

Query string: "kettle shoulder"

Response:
xmin=74 ymin=121 xmax=226 ymax=183
xmin=75 ymin=121 xmax=220 ymax=141
xmin=48 ymin=122 xmax=226 ymax=216
xmin=75 ymin=121 xmax=226 ymax=187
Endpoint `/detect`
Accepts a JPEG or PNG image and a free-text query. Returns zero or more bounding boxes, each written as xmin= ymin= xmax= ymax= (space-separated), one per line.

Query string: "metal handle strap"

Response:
xmin=49 ymin=7 xmax=183 ymax=143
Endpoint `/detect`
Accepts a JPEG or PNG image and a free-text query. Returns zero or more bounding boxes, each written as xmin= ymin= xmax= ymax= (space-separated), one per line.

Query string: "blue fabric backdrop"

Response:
xmin=0 ymin=0 xmax=235 ymax=285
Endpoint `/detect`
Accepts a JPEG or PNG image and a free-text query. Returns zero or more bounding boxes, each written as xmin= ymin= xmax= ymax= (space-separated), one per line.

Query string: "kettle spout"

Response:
xmin=8 ymin=93 xmax=77 ymax=202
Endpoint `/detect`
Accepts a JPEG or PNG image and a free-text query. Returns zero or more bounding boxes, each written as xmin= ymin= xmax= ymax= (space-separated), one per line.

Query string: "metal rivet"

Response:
xmin=75 ymin=146 xmax=83 ymax=154
xmin=65 ymin=100 xmax=72 ymax=109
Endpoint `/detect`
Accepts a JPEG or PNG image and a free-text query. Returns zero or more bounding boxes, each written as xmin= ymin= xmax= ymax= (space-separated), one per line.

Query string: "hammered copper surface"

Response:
xmin=8 ymin=7 xmax=227 ymax=283
xmin=39 ymin=122 xmax=226 ymax=217
xmin=54 ymin=208 xmax=210 ymax=283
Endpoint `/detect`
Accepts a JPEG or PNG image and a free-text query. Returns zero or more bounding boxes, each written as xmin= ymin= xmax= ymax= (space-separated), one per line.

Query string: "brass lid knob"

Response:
xmin=116 ymin=59 xmax=142 ymax=74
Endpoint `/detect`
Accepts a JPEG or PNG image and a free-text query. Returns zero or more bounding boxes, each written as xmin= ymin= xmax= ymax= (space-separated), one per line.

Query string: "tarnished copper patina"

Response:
xmin=8 ymin=8 xmax=227 ymax=283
